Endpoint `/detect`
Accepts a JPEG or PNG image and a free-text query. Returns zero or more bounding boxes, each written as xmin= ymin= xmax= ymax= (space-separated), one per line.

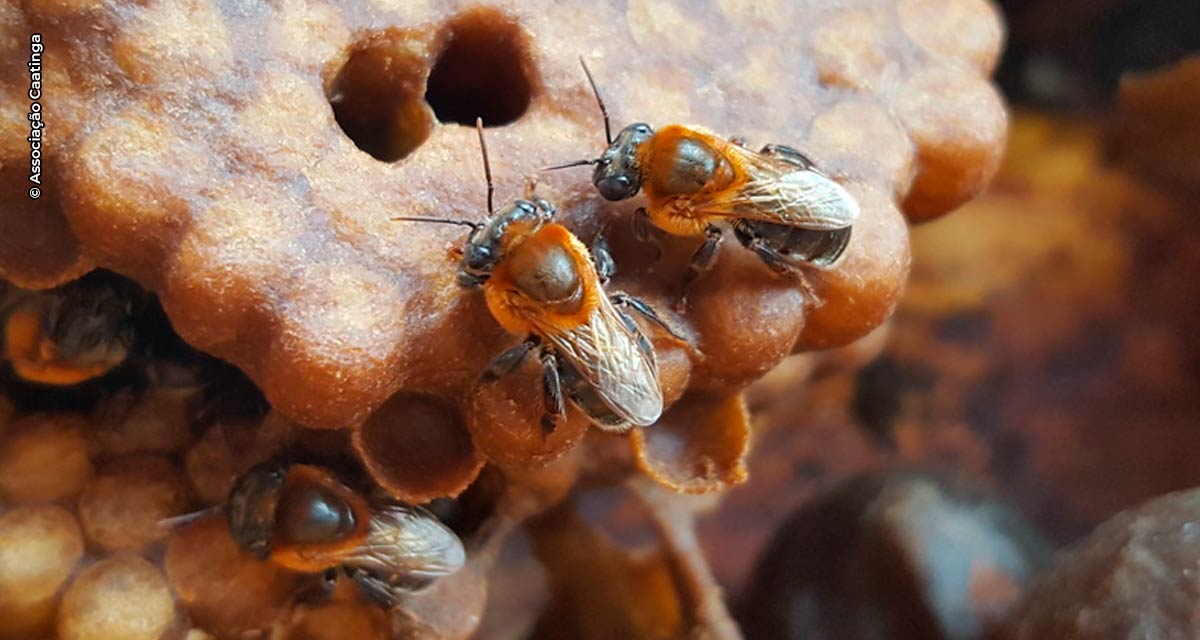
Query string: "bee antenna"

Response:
xmin=579 ymin=56 xmax=612 ymax=145
xmin=542 ymin=158 xmax=601 ymax=172
xmin=476 ymin=117 xmax=495 ymax=215
xmin=391 ymin=215 xmax=481 ymax=230
xmin=158 ymin=504 xmax=224 ymax=531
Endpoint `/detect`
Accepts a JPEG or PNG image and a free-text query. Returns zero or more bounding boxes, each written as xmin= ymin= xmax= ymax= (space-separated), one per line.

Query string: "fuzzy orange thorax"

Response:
xmin=482 ymin=223 xmax=602 ymax=338
xmin=638 ymin=124 xmax=741 ymax=237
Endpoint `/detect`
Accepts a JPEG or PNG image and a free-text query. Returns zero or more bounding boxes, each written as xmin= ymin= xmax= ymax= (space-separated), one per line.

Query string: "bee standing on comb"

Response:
xmin=551 ymin=58 xmax=860 ymax=310
xmin=394 ymin=120 xmax=683 ymax=431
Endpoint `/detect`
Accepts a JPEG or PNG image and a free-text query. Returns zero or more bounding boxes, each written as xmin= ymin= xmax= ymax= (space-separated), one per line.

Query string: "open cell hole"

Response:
xmin=329 ymin=29 xmax=434 ymax=162
xmin=426 ymin=8 xmax=536 ymax=127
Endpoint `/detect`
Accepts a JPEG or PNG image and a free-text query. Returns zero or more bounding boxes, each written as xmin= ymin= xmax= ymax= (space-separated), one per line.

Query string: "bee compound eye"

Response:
xmin=596 ymin=174 xmax=635 ymax=201
xmin=463 ymin=244 xmax=491 ymax=269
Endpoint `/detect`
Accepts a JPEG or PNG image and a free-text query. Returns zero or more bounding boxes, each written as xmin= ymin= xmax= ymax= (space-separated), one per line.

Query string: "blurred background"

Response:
xmin=696 ymin=0 xmax=1200 ymax=636
xmin=4 ymin=1 xmax=1199 ymax=639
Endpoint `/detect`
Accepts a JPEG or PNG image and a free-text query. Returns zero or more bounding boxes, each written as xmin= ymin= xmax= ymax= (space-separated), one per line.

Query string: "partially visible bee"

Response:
xmin=551 ymin=59 xmax=860 ymax=308
xmin=394 ymin=120 xmax=681 ymax=431
xmin=226 ymin=463 xmax=465 ymax=607
xmin=1 ymin=278 xmax=134 ymax=386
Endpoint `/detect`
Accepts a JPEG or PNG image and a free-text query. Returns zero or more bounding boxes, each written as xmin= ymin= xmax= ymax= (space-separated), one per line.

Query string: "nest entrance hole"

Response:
xmin=425 ymin=8 xmax=535 ymax=127
xmin=329 ymin=10 xmax=535 ymax=161
xmin=329 ymin=29 xmax=434 ymax=162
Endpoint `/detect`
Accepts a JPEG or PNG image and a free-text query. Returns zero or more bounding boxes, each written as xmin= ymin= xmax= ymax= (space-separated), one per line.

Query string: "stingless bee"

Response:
xmin=1 ymin=277 xmax=134 ymax=386
xmin=226 ymin=463 xmax=465 ymax=607
xmin=551 ymin=59 xmax=861 ymax=308
xmin=394 ymin=119 xmax=681 ymax=431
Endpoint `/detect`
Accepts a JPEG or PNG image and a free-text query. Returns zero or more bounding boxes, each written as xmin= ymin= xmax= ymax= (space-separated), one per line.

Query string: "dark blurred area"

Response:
xmin=709 ymin=2 xmax=1200 ymax=638
xmin=996 ymin=0 xmax=1200 ymax=109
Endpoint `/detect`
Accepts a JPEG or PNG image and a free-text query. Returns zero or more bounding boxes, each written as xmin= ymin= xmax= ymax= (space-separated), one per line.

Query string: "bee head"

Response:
xmin=227 ymin=463 xmax=362 ymax=560
xmin=226 ymin=463 xmax=287 ymax=560
xmin=593 ymin=122 xmax=653 ymax=201
xmin=45 ymin=286 xmax=134 ymax=370
xmin=458 ymin=198 xmax=554 ymax=286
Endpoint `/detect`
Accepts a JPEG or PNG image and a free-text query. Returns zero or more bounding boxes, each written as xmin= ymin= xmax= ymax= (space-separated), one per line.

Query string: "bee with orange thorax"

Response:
xmin=1 ymin=277 xmax=134 ymax=386
xmin=226 ymin=463 xmax=465 ymax=608
xmin=395 ymin=120 xmax=681 ymax=432
xmin=552 ymin=59 xmax=861 ymax=309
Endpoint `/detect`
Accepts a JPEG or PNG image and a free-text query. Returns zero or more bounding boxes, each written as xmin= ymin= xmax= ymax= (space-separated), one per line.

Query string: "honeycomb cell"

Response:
xmin=184 ymin=425 xmax=240 ymax=505
xmin=78 ymin=455 xmax=193 ymax=551
xmin=164 ymin=517 xmax=297 ymax=639
xmin=58 ymin=554 xmax=178 ymax=640
xmin=0 ymin=414 xmax=92 ymax=504
xmin=354 ymin=393 xmax=483 ymax=502
xmin=898 ymin=0 xmax=1004 ymax=74
xmin=259 ymin=264 xmax=408 ymax=428
xmin=626 ymin=0 xmax=705 ymax=54
xmin=684 ymin=247 xmax=809 ymax=394
xmin=806 ymin=99 xmax=916 ymax=199
xmin=93 ymin=388 xmax=194 ymax=456
xmin=630 ymin=393 xmax=749 ymax=494
xmin=64 ymin=109 xmax=197 ymax=288
xmin=895 ymin=64 xmax=1008 ymax=223
xmin=285 ymin=601 xmax=389 ymax=640
xmin=809 ymin=10 xmax=893 ymax=93
xmin=390 ymin=555 xmax=490 ymax=640
xmin=0 ymin=505 xmax=84 ymax=611
xmin=0 ymin=170 xmax=94 ymax=290
xmin=110 ymin=0 xmax=233 ymax=86
xmin=466 ymin=366 xmax=590 ymax=469
xmin=794 ymin=182 xmax=912 ymax=351
xmin=162 ymin=183 xmax=304 ymax=351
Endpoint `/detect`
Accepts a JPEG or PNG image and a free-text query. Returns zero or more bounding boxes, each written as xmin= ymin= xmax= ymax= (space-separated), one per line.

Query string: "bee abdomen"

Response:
xmin=559 ymin=359 xmax=629 ymax=431
xmin=734 ymin=221 xmax=852 ymax=268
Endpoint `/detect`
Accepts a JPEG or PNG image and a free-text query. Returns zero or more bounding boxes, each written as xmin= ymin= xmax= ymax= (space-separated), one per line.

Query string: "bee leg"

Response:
xmin=745 ymin=236 xmax=824 ymax=305
xmin=295 ymin=569 xmax=340 ymax=605
xmin=345 ymin=567 xmax=402 ymax=609
xmin=729 ymin=135 xmax=749 ymax=147
xmin=539 ymin=348 xmax=565 ymax=434
xmin=592 ymin=235 xmax=616 ymax=284
xmin=759 ymin=143 xmax=818 ymax=171
xmin=676 ymin=225 xmax=723 ymax=312
xmin=610 ymin=292 xmax=688 ymax=343
xmin=623 ymin=311 xmax=657 ymax=359
xmin=532 ymin=196 xmax=556 ymax=219
xmin=632 ymin=207 xmax=654 ymax=243
xmin=631 ymin=207 xmax=665 ymax=262
xmin=482 ymin=336 xmax=541 ymax=381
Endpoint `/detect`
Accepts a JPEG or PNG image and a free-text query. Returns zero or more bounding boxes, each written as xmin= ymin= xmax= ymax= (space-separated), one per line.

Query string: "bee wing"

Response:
xmin=697 ymin=148 xmax=859 ymax=230
xmin=541 ymin=295 xmax=663 ymax=429
xmin=338 ymin=504 xmax=465 ymax=582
